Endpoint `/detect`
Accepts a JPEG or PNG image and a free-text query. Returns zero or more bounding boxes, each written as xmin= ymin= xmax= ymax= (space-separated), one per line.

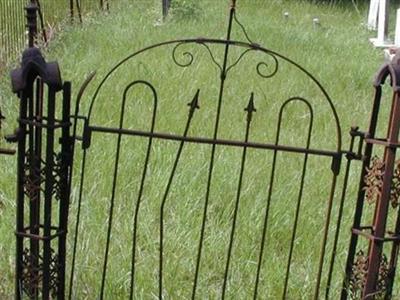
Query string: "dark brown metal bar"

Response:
xmin=192 ymin=3 xmax=236 ymax=298
xmin=325 ymin=126 xmax=358 ymax=298
xmin=41 ymin=87 xmax=56 ymax=300
xmin=87 ymin=125 xmax=340 ymax=159
xmin=58 ymin=81 xmax=72 ymax=299
xmin=26 ymin=2 xmax=37 ymax=48
xmin=159 ymin=90 xmax=200 ymax=299
xmin=282 ymin=98 xmax=313 ymax=299
xmin=363 ymin=92 xmax=400 ymax=298
xmin=129 ymin=82 xmax=158 ymax=300
xmin=99 ymin=81 xmax=159 ymax=299
xmin=15 ymin=91 xmax=28 ymax=300
xmin=341 ymin=86 xmax=382 ymax=300
xmin=221 ymin=93 xmax=255 ymax=299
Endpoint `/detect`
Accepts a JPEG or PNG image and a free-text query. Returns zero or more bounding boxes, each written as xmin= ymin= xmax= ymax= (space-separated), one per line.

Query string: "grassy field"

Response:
xmin=1 ymin=0 xmax=398 ymax=298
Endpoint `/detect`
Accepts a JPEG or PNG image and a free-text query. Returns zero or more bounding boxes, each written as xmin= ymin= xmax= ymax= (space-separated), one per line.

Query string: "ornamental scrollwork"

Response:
xmin=363 ymin=157 xmax=400 ymax=208
xmin=349 ymin=250 xmax=389 ymax=299
xmin=363 ymin=157 xmax=385 ymax=205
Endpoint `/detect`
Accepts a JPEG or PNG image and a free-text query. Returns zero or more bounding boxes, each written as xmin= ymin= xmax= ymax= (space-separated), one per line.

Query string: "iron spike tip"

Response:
xmin=245 ymin=93 xmax=256 ymax=113
xmin=187 ymin=89 xmax=200 ymax=111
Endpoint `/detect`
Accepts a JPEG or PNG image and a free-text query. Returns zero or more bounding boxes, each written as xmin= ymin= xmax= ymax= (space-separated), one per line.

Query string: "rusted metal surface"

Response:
xmin=6 ymin=1 xmax=400 ymax=299
xmin=67 ymin=2 xmax=347 ymax=300
xmin=9 ymin=2 xmax=73 ymax=299
xmin=342 ymin=51 xmax=400 ymax=299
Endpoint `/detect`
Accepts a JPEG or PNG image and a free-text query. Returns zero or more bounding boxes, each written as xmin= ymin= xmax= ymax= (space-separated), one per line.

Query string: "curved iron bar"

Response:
xmin=198 ymin=42 xmax=223 ymax=73
xmin=172 ymin=42 xmax=194 ymax=67
xmin=85 ymin=39 xmax=342 ymax=153
xmin=225 ymin=48 xmax=253 ymax=75
xmin=97 ymin=81 xmax=158 ymax=299
xmin=77 ymin=38 xmax=343 ymax=298
xmin=128 ymin=83 xmax=158 ymax=300
xmin=233 ymin=11 xmax=253 ymax=44
xmin=172 ymin=42 xmax=223 ymax=72
xmin=256 ymin=57 xmax=279 ymax=79
xmin=253 ymin=97 xmax=313 ymax=299
xmin=68 ymin=71 xmax=96 ymax=300
xmin=280 ymin=98 xmax=313 ymax=299
xmin=225 ymin=47 xmax=279 ymax=79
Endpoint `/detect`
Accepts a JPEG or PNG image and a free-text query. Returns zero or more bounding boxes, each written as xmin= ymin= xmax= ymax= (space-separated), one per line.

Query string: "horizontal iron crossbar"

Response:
xmin=88 ymin=125 xmax=341 ymax=158
xmin=0 ymin=148 xmax=15 ymax=155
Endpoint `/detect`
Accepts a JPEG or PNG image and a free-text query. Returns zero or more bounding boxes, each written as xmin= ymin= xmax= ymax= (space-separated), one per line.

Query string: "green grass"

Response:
xmin=1 ymin=0 xmax=398 ymax=298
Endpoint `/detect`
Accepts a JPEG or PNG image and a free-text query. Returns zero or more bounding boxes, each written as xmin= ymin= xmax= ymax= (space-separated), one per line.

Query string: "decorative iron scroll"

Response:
xmin=23 ymin=150 xmax=42 ymax=202
xmin=390 ymin=160 xmax=400 ymax=208
xmin=22 ymin=151 xmax=64 ymax=202
xmin=363 ymin=157 xmax=385 ymax=205
xmin=363 ymin=157 xmax=400 ymax=208
xmin=349 ymin=250 xmax=389 ymax=299
xmin=21 ymin=248 xmax=60 ymax=298
xmin=171 ymin=41 xmax=279 ymax=79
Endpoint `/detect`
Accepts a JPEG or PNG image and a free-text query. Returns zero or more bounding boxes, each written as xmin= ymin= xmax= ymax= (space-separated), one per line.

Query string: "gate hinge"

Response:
xmin=4 ymin=128 xmax=22 ymax=143
xmin=331 ymin=153 xmax=342 ymax=175
xmin=72 ymin=115 xmax=91 ymax=150
xmin=344 ymin=126 xmax=365 ymax=161
xmin=82 ymin=119 xmax=91 ymax=150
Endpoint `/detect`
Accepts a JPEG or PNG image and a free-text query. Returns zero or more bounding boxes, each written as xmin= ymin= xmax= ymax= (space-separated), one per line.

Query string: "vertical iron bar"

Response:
xmin=192 ymin=3 xmax=236 ymax=299
xmin=363 ymin=92 xmax=400 ymax=298
xmin=76 ymin=0 xmax=83 ymax=23
xmin=129 ymin=83 xmax=158 ymax=300
xmin=58 ymin=81 xmax=72 ymax=299
xmin=385 ymin=198 xmax=400 ymax=298
xmin=99 ymin=82 xmax=160 ymax=299
xmin=42 ymin=87 xmax=56 ymax=300
xmin=67 ymin=72 xmax=97 ymax=300
xmin=68 ymin=150 xmax=87 ymax=300
xmin=36 ymin=0 xmax=47 ymax=44
xmin=26 ymin=2 xmax=37 ymax=48
xmin=325 ymin=127 xmax=357 ymax=298
xmin=28 ymin=78 xmax=40 ymax=299
xmin=282 ymin=99 xmax=313 ymax=299
xmin=253 ymin=135 xmax=278 ymax=300
xmin=341 ymin=86 xmax=381 ymax=300
xmin=70 ymin=0 xmax=74 ymax=22
xmin=314 ymin=174 xmax=339 ymax=299
xmin=15 ymin=91 xmax=28 ymax=300
xmin=162 ymin=0 xmax=168 ymax=20
xmin=159 ymin=90 xmax=199 ymax=298
xmin=221 ymin=94 xmax=255 ymax=299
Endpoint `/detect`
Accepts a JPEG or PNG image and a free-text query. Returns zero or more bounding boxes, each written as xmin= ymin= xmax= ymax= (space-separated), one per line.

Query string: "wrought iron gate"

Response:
xmin=4 ymin=0 xmax=400 ymax=299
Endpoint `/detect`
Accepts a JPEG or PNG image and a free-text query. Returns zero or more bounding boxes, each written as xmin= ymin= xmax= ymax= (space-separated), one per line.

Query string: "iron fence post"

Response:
xmin=26 ymin=1 xmax=37 ymax=48
xmin=342 ymin=53 xmax=400 ymax=300
xmin=10 ymin=2 xmax=73 ymax=298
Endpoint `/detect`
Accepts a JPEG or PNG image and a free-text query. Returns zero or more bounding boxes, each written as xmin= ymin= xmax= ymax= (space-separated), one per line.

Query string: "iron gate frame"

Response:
xmin=4 ymin=0 xmax=400 ymax=299
xmin=69 ymin=2 xmax=346 ymax=299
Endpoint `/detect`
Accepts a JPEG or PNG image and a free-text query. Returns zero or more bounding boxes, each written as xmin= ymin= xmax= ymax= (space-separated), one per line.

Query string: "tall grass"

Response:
xmin=1 ymin=0 xmax=397 ymax=298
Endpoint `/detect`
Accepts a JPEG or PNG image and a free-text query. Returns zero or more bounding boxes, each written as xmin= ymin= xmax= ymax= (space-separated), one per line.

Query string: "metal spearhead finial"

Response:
xmin=187 ymin=89 xmax=200 ymax=117
xmin=244 ymin=93 xmax=256 ymax=122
